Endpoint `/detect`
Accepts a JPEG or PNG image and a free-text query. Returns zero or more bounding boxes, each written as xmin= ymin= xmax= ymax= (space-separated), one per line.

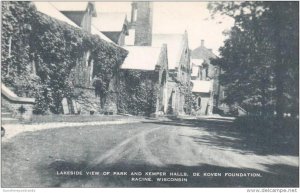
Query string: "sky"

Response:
xmin=95 ymin=2 xmax=234 ymax=55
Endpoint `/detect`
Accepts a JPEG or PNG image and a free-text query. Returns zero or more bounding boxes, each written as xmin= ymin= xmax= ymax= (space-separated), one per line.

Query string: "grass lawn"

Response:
xmin=26 ymin=114 xmax=145 ymax=124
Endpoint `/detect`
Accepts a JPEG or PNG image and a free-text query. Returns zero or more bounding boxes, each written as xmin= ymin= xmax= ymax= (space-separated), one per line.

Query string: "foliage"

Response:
xmin=117 ymin=70 xmax=158 ymax=116
xmin=179 ymin=82 xmax=194 ymax=114
xmin=1 ymin=2 xmax=40 ymax=97
xmin=1 ymin=2 xmax=127 ymax=114
xmin=208 ymin=2 xmax=299 ymax=117
xmin=92 ymin=38 xmax=127 ymax=107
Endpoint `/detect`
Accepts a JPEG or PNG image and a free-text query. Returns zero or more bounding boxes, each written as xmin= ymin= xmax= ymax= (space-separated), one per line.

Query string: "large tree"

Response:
xmin=209 ymin=2 xmax=299 ymax=117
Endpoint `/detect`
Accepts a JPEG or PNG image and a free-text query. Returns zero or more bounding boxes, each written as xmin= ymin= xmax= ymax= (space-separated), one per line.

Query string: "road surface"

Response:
xmin=1 ymin=118 xmax=299 ymax=187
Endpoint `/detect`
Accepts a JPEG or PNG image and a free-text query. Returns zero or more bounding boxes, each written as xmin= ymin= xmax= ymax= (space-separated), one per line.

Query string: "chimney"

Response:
xmin=201 ymin=40 xmax=205 ymax=47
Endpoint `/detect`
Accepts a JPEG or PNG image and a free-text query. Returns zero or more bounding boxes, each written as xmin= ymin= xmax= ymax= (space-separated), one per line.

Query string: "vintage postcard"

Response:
xmin=1 ymin=1 xmax=299 ymax=191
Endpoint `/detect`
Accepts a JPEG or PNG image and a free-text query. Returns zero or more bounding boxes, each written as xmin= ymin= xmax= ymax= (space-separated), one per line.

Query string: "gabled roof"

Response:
xmin=191 ymin=80 xmax=213 ymax=93
xmin=121 ymin=46 xmax=162 ymax=71
xmin=92 ymin=13 xmax=127 ymax=32
xmin=152 ymin=34 xmax=185 ymax=70
xmin=34 ymin=2 xmax=80 ymax=28
xmin=34 ymin=2 xmax=114 ymax=45
xmin=51 ymin=2 xmax=97 ymax=16
xmin=192 ymin=45 xmax=217 ymax=63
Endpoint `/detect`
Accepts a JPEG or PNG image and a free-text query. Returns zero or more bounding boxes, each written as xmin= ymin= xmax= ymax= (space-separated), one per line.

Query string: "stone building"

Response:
xmin=123 ymin=2 xmax=191 ymax=115
xmin=121 ymin=45 xmax=169 ymax=114
xmin=191 ymin=80 xmax=214 ymax=115
xmin=118 ymin=2 xmax=169 ymax=114
xmin=51 ymin=2 xmax=97 ymax=33
xmin=35 ymin=2 xmax=124 ymax=115
xmin=9 ymin=1 xmax=192 ymax=116
xmin=152 ymin=33 xmax=191 ymax=114
xmin=52 ymin=1 xmax=171 ymax=115
xmin=191 ymin=40 xmax=224 ymax=115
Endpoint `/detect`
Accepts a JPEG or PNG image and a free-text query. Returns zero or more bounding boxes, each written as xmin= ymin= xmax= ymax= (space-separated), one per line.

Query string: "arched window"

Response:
xmin=161 ymin=70 xmax=166 ymax=86
xmin=197 ymin=97 xmax=201 ymax=108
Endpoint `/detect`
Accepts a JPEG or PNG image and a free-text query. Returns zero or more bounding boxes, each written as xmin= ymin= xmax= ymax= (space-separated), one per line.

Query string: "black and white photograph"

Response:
xmin=1 ymin=1 xmax=299 ymax=191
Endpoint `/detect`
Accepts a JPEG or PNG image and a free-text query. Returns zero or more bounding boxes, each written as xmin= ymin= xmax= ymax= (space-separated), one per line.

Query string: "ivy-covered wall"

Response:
xmin=117 ymin=70 xmax=159 ymax=116
xmin=1 ymin=2 xmax=128 ymax=114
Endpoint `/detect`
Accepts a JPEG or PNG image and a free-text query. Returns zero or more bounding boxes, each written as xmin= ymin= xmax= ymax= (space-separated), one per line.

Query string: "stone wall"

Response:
xmin=193 ymin=92 xmax=213 ymax=116
xmin=165 ymin=32 xmax=191 ymax=115
xmin=1 ymin=95 xmax=34 ymax=120
xmin=70 ymin=51 xmax=94 ymax=89
xmin=103 ymin=91 xmax=118 ymax=114
xmin=73 ymin=87 xmax=101 ymax=114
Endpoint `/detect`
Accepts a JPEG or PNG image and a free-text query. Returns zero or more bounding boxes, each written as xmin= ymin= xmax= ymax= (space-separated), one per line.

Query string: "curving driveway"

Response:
xmin=1 ymin=118 xmax=299 ymax=187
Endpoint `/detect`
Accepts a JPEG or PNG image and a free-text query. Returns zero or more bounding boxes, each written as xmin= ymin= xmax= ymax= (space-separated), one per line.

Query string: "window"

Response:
xmin=172 ymin=92 xmax=176 ymax=108
xmin=8 ymin=36 xmax=12 ymax=57
xmin=197 ymin=97 xmax=201 ymax=108
xmin=85 ymin=52 xmax=91 ymax=67
xmin=89 ymin=60 xmax=94 ymax=82
xmin=133 ymin=9 xmax=138 ymax=22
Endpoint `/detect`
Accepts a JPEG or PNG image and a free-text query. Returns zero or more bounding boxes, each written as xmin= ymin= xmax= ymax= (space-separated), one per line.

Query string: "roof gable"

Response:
xmin=92 ymin=13 xmax=127 ymax=32
xmin=34 ymin=2 xmax=115 ymax=46
xmin=152 ymin=34 xmax=186 ymax=70
xmin=51 ymin=2 xmax=97 ymax=16
xmin=192 ymin=46 xmax=217 ymax=62
xmin=34 ymin=2 xmax=80 ymax=28
xmin=121 ymin=46 xmax=162 ymax=71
